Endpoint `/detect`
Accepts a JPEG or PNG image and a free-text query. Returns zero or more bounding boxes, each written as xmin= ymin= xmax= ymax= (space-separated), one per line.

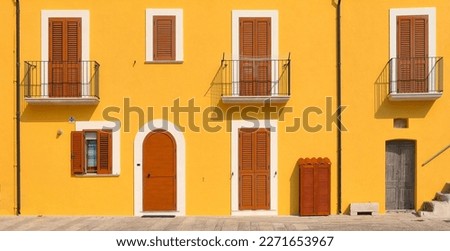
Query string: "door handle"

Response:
xmin=147 ymin=173 xmax=151 ymax=178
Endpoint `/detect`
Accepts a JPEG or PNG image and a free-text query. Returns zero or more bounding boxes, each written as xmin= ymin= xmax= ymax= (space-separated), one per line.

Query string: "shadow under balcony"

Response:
xmin=23 ymin=61 xmax=100 ymax=105
xmin=211 ymin=57 xmax=291 ymax=104
xmin=386 ymin=57 xmax=443 ymax=101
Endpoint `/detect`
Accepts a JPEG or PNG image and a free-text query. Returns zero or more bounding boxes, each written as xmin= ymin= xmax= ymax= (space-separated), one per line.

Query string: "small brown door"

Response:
xmin=143 ymin=130 xmax=176 ymax=211
xmin=397 ymin=15 xmax=428 ymax=93
xmin=239 ymin=128 xmax=270 ymax=210
xmin=239 ymin=18 xmax=271 ymax=96
xmin=49 ymin=18 xmax=82 ymax=97
xmin=386 ymin=140 xmax=415 ymax=210
xmin=299 ymin=158 xmax=331 ymax=216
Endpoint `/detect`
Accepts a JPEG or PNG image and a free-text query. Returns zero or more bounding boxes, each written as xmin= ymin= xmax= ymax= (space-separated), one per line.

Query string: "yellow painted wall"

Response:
xmin=0 ymin=0 xmax=16 ymax=215
xmin=341 ymin=0 xmax=450 ymax=213
xmin=15 ymin=0 xmax=450 ymax=216
xmin=17 ymin=0 xmax=338 ymax=216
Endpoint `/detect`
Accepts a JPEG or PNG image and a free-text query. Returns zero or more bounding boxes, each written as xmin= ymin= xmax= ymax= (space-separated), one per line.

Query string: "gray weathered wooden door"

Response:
xmin=385 ymin=141 xmax=415 ymax=210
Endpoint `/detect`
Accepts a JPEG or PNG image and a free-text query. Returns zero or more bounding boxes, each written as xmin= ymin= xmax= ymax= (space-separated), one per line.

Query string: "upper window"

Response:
xmin=146 ymin=9 xmax=183 ymax=63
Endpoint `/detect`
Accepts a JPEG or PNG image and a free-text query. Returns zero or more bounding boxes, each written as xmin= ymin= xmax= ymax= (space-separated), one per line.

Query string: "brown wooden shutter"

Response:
xmin=314 ymin=163 xmax=331 ymax=215
xmin=66 ymin=19 xmax=82 ymax=97
xmin=49 ymin=19 xmax=65 ymax=97
xmin=153 ymin=16 xmax=176 ymax=61
xmin=397 ymin=15 xmax=428 ymax=93
xmin=239 ymin=129 xmax=254 ymax=210
xmin=239 ymin=128 xmax=270 ymax=210
xmin=255 ymin=128 xmax=270 ymax=209
xmin=299 ymin=165 xmax=314 ymax=216
xmin=239 ymin=18 xmax=271 ymax=96
xmin=71 ymin=131 xmax=84 ymax=175
xmin=97 ymin=131 xmax=112 ymax=174
xmin=49 ymin=18 xmax=81 ymax=97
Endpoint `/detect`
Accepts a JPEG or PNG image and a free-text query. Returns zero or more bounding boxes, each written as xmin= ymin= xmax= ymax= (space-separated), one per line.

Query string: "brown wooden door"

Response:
xmin=49 ymin=18 xmax=81 ymax=97
xmin=239 ymin=128 xmax=270 ymax=210
xmin=143 ymin=130 xmax=177 ymax=211
xmin=397 ymin=15 xmax=428 ymax=93
xmin=239 ymin=18 xmax=271 ymax=96
xmin=386 ymin=141 xmax=415 ymax=210
xmin=299 ymin=159 xmax=331 ymax=216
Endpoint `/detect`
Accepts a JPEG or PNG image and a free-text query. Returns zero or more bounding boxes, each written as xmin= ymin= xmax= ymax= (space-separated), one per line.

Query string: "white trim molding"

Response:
xmin=145 ymin=9 xmax=184 ymax=63
xmin=231 ymin=119 xmax=278 ymax=216
xmin=389 ymin=8 xmax=437 ymax=98
xmin=134 ymin=120 xmax=186 ymax=216
xmin=41 ymin=10 xmax=90 ymax=97
xmin=231 ymin=10 xmax=280 ymax=99
xmin=75 ymin=121 xmax=121 ymax=175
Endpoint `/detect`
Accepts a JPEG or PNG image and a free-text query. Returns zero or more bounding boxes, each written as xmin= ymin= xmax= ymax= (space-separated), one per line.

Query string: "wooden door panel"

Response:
xmin=143 ymin=131 xmax=177 ymax=211
xmin=239 ymin=128 xmax=270 ymax=210
xmin=397 ymin=15 xmax=428 ymax=93
xmin=299 ymin=167 xmax=314 ymax=216
xmin=386 ymin=141 xmax=415 ymax=210
xmin=143 ymin=177 xmax=176 ymax=211
xmin=239 ymin=17 xmax=271 ymax=96
xmin=49 ymin=18 xmax=81 ymax=97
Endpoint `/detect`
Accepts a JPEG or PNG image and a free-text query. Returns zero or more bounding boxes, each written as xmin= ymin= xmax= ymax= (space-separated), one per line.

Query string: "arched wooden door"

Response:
xmin=143 ymin=130 xmax=176 ymax=211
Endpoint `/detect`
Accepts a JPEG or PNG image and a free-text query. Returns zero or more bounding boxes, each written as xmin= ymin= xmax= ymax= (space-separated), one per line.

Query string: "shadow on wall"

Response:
xmin=289 ymin=162 xmax=299 ymax=215
xmin=21 ymin=104 xmax=97 ymax=123
xmin=373 ymin=63 xmax=435 ymax=119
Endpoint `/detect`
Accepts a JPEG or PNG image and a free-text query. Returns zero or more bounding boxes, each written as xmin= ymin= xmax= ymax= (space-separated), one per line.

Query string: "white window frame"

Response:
xmin=389 ymin=8 xmax=436 ymax=94
xmin=41 ymin=10 xmax=90 ymax=97
xmin=231 ymin=119 xmax=278 ymax=215
xmin=231 ymin=10 xmax=279 ymax=96
xmin=146 ymin=9 xmax=184 ymax=63
xmin=75 ymin=121 xmax=121 ymax=176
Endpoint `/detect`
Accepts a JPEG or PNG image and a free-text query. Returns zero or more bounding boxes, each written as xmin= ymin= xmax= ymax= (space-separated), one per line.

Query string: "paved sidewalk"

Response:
xmin=1 ymin=213 xmax=450 ymax=231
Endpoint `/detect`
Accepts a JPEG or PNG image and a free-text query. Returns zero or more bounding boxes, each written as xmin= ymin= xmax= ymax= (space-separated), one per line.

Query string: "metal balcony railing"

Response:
xmin=213 ymin=56 xmax=290 ymax=98
xmin=24 ymin=61 xmax=100 ymax=99
xmin=387 ymin=57 xmax=443 ymax=95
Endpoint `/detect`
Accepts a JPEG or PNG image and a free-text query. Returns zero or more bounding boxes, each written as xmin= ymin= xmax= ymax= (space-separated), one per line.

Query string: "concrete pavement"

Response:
xmin=1 ymin=212 xmax=450 ymax=231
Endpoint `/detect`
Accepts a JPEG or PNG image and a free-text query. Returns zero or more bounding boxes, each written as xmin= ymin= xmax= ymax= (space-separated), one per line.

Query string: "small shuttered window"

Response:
xmin=153 ymin=16 xmax=176 ymax=61
xmin=71 ymin=130 xmax=112 ymax=175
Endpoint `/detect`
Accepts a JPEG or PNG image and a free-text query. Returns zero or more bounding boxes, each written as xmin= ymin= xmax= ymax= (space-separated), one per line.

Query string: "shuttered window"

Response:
xmin=239 ymin=18 xmax=271 ymax=96
xmin=239 ymin=128 xmax=270 ymax=210
xmin=71 ymin=130 xmax=112 ymax=175
xmin=49 ymin=18 xmax=82 ymax=97
xmin=396 ymin=15 xmax=429 ymax=93
xmin=153 ymin=16 xmax=176 ymax=61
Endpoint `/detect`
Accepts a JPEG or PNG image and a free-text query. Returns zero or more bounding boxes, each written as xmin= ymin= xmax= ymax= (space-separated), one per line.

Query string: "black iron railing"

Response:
xmin=211 ymin=56 xmax=290 ymax=97
xmin=380 ymin=57 xmax=443 ymax=95
xmin=24 ymin=61 xmax=100 ymax=99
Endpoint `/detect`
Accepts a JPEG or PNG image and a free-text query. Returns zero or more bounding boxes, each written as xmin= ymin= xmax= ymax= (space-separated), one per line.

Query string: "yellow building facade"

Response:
xmin=0 ymin=0 xmax=17 ymax=215
xmin=0 ymin=0 xmax=448 ymax=216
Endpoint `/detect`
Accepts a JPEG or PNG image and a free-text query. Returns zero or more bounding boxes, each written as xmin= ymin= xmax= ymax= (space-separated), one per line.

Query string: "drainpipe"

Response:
xmin=15 ymin=0 xmax=21 ymax=216
xmin=336 ymin=0 xmax=342 ymax=214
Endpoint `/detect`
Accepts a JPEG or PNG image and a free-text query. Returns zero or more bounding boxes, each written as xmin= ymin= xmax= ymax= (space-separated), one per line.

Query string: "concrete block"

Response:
xmin=350 ymin=202 xmax=379 ymax=216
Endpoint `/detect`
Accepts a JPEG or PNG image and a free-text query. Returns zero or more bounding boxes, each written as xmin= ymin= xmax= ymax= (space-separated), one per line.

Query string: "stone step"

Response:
xmin=435 ymin=192 xmax=450 ymax=202
xmin=419 ymin=200 xmax=450 ymax=217
xmin=444 ymin=183 xmax=450 ymax=193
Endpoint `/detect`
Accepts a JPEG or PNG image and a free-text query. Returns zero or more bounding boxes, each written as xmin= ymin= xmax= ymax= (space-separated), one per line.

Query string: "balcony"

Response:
xmin=24 ymin=61 xmax=100 ymax=105
xmin=387 ymin=57 xmax=443 ymax=101
xmin=211 ymin=56 xmax=290 ymax=104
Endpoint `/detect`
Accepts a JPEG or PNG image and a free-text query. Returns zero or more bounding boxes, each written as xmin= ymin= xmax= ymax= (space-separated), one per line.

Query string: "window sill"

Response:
xmin=221 ymin=95 xmax=290 ymax=104
xmin=73 ymin=173 xmax=120 ymax=178
xmin=25 ymin=97 xmax=100 ymax=105
xmin=145 ymin=60 xmax=184 ymax=64
xmin=388 ymin=92 xmax=442 ymax=101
